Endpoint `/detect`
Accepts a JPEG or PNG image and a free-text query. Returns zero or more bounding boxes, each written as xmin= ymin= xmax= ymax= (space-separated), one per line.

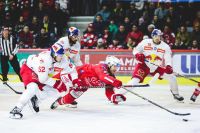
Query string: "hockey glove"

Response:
xmin=72 ymin=79 xmax=87 ymax=91
xmin=165 ymin=65 xmax=173 ymax=74
xmin=111 ymin=94 xmax=126 ymax=104
xmin=53 ymin=80 xmax=67 ymax=92
xmin=198 ymin=82 xmax=200 ymax=87
xmin=135 ymin=53 xmax=145 ymax=63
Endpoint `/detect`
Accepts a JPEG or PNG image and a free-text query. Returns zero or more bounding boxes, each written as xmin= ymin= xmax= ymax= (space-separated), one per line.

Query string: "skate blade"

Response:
xmin=9 ymin=114 xmax=22 ymax=119
xmin=66 ymin=104 xmax=77 ymax=108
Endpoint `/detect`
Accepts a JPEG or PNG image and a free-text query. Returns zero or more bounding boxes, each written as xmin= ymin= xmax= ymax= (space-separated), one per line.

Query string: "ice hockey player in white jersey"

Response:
xmin=123 ymin=29 xmax=184 ymax=101
xmin=54 ymin=26 xmax=82 ymax=66
xmin=9 ymin=43 xmax=67 ymax=119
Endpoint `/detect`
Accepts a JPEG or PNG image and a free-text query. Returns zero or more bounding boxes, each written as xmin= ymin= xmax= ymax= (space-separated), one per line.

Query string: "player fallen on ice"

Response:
xmin=121 ymin=29 xmax=184 ymax=101
xmin=9 ymin=44 xmax=67 ymax=119
xmin=190 ymin=82 xmax=200 ymax=102
xmin=50 ymin=56 xmax=126 ymax=109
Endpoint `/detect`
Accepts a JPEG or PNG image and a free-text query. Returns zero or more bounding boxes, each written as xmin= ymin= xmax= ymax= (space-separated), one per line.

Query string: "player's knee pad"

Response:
xmin=26 ymin=82 xmax=40 ymax=97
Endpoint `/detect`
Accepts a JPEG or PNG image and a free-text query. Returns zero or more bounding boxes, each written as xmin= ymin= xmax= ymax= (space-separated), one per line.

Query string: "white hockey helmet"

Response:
xmin=105 ymin=56 xmax=121 ymax=71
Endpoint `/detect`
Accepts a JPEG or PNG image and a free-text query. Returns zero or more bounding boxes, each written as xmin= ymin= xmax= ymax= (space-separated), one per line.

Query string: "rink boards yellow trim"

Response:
xmin=1 ymin=75 xmax=199 ymax=86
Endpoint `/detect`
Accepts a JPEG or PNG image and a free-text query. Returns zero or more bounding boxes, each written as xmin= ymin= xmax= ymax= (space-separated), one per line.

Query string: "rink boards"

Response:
xmin=1 ymin=75 xmax=199 ymax=86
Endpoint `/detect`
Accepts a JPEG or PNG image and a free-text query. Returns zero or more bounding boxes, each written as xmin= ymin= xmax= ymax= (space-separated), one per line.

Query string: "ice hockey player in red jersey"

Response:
xmin=190 ymin=82 xmax=200 ymax=102
xmin=9 ymin=43 xmax=66 ymax=119
xmin=50 ymin=56 xmax=126 ymax=109
xmin=122 ymin=29 xmax=184 ymax=101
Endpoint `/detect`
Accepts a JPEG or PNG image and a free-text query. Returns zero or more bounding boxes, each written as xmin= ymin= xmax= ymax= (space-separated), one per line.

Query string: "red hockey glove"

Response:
xmin=165 ymin=65 xmax=173 ymax=74
xmin=53 ymin=80 xmax=67 ymax=92
xmin=135 ymin=53 xmax=145 ymax=63
xmin=72 ymin=79 xmax=87 ymax=91
xmin=72 ymin=79 xmax=85 ymax=87
xmin=112 ymin=79 xmax=122 ymax=88
xmin=111 ymin=94 xmax=126 ymax=104
xmin=198 ymin=82 xmax=200 ymax=87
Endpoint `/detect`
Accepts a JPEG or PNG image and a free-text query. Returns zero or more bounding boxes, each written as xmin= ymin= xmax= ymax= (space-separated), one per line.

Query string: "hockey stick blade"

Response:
xmin=122 ymin=87 xmax=191 ymax=116
xmin=123 ymin=84 xmax=150 ymax=88
xmin=0 ymin=78 xmax=23 ymax=94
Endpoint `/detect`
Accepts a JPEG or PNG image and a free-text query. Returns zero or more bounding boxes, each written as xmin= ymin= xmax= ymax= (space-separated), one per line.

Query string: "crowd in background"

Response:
xmin=0 ymin=0 xmax=69 ymax=49
xmin=0 ymin=0 xmax=200 ymax=50
xmin=81 ymin=1 xmax=200 ymax=50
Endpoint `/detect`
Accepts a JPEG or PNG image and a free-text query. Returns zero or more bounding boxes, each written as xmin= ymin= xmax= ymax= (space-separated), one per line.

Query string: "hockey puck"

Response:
xmin=182 ymin=119 xmax=188 ymax=122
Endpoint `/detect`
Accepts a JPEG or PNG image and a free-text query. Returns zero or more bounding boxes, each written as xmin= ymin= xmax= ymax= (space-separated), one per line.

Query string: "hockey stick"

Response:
xmin=0 ymin=77 xmax=23 ymax=94
xmin=122 ymin=86 xmax=191 ymax=116
xmin=145 ymin=60 xmax=199 ymax=83
xmin=82 ymin=84 xmax=150 ymax=89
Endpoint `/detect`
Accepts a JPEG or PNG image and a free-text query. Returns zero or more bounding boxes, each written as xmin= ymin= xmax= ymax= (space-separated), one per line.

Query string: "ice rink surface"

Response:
xmin=0 ymin=82 xmax=200 ymax=133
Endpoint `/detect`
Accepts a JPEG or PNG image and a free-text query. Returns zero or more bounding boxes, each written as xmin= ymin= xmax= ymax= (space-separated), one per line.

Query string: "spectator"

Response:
xmin=151 ymin=15 xmax=163 ymax=30
xmin=114 ymin=24 xmax=127 ymax=48
xmin=51 ymin=3 xmax=66 ymax=37
xmin=20 ymin=1 xmax=33 ymax=22
xmin=35 ymin=27 xmax=50 ymax=48
xmin=108 ymin=19 xmax=118 ymax=39
xmin=138 ymin=17 xmax=147 ymax=34
xmin=15 ymin=16 xmax=26 ymax=34
xmin=33 ymin=2 xmax=46 ymax=22
xmin=111 ymin=2 xmax=125 ymax=24
xmin=93 ymin=14 xmax=106 ymax=37
xmin=18 ymin=26 xmax=34 ymax=48
xmin=191 ymin=23 xmax=200 ymax=43
xmin=176 ymin=26 xmax=190 ymax=47
xmin=102 ymin=27 xmax=112 ymax=46
xmin=108 ymin=38 xmax=123 ymax=50
xmin=29 ymin=16 xmax=41 ymax=37
xmin=134 ymin=0 xmax=144 ymax=11
xmin=168 ymin=6 xmax=179 ymax=30
xmin=190 ymin=39 xmax=199 ymax=50
xmin=126 ymin=37 xmax=137 ymax=50
xmin=126 ymin=24 xmax=143 ymax=45
xmin=81 ymin=23 xmax=98 ymax=49
xmin=2 ymin=12 xmax=13 ymax=29
xmin=154 ymin=3 xmax=169 ymax=20
xmin=193 ymin=11 xmax=200 ymax=27
xmin=145 ymin=24 xmax=155 ymax=38
xmin=123 ymin=16 xmax=132 ymax=33
xmin=95 ymin=4 xmax=111 ymax=22
xmin=41 ymin=15 xmax=53 ymax=33
xmin=164 ymin=16 xmax=175 ymax=32
xmin=126 ymin=2 xmax=140 ymax=24
xmin=9 ymin=2 xmax=20 ymax=24
xmin=96 ymin=38 xmax=106 ymax=49
xmin=162 ymin=25 xmax=175 ymax=48
xmin=172 ymin=37 xmax=187 ymax=50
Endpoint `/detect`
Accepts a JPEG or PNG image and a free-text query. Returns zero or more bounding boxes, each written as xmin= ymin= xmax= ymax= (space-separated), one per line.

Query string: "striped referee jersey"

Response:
xmin=0 ymin=34 xmax=19 ymax=56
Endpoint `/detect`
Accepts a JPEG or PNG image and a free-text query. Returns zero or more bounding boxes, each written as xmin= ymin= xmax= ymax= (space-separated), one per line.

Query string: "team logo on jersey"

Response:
xmin=144 ymin=46 xmax=153 ymax=50
xmin=157 ymin=48 xmax=165 ymax=53
xmin=146 ymin=54 xmax=162 ymax=63
xmin=137 ymin=69 xmax=145 ymax=78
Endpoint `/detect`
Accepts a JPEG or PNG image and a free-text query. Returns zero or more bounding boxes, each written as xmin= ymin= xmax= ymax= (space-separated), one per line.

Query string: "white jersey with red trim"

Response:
xmin=26 ymin=51 xmax=56 ymax=86
xmin=54 ymin=36 xmax=82 ymax=66
xmin=52 ymin=55 xmax=78 ymax=88
xmin=133 ymin=39 xmax=172 ymax=73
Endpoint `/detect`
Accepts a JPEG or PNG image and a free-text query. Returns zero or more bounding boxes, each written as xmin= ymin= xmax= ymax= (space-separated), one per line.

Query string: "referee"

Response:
xmin=0 ymin=27 xmax=22 ymax=82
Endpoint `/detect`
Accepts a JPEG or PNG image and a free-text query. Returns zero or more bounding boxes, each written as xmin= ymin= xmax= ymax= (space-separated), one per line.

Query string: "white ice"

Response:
xmin=0 ymin=82 xmax=200 ymax=133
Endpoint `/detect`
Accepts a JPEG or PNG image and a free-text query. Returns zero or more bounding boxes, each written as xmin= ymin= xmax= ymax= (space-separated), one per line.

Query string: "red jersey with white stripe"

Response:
xmin=76 ymin=63 xmax=118 ymax=87
xmin=54 ymin=36 xmax=82 ymax=66
xmin=133 ymin=39 xmax=172 ymax=73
